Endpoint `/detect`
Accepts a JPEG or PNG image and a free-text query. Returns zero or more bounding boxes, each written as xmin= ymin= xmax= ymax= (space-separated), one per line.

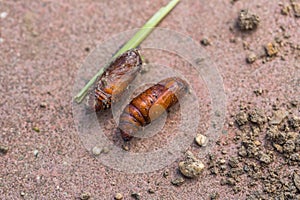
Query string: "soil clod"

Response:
xmin=237 ymin=10 xmax=260 ymax=31
xmin=178 ymin=151 xmax=205 ymax=178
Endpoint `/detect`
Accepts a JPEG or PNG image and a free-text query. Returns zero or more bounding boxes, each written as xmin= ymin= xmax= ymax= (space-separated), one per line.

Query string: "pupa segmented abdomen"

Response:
xmin=88 ymin=49 xmax=142 ymax=112
xmin=117 ymin=77 xmax=188 ymax=141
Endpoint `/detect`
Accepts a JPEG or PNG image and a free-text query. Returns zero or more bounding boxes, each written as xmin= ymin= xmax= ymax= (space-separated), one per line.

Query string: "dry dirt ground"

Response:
xmin=0 ymin=0 xmax=299 ymax=199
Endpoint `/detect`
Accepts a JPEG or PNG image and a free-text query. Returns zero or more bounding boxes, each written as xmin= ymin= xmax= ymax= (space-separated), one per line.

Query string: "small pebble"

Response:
xmin=33 ymin=149 xmax=39 ymax=157
xmin=171 ymin=177 xmax=185 ymax=186
xmin=265 ymin=43 xmax=278 ymax=57
xmin=32 ymin=126 xmax=40 ymax=133
xmin=259 ymin=153 xmax=272 ymax=164
xmin=0 ymin=144 xmax=9 ymax=154
xmin=101 ymin=146 xmax=109 ymax=154
xmin=163 ymin=169 xmax=169 ymax=178
xmin=148 ymin=188 xmax=155 ymax=194
xmin=200 ymin=38 xmax=211 ymax=46
xmin=221 ymin=150 xmax=227 ymax=155
xmin=178 ymin=151 xmax=205 ymax=178
xmin=114 ymin=193 xmax=123 ymax=200
xmin=0 ymin=12 xmax=8 ymax=19
xmin=246 ymin=53 xmax=257 ymax=63
xmin=80 ymin=192 xmax=91 ymax=200
xmin=39 ymin=102 xmax=47 ymax=108
xmin=0 ymin=38 xmax=4 ymax=43
xmin=292 ymin=2 xmax=300 ymax=17
xmin=131 ymin=192 xmax=141 ymax=200
xmin=253 ymin=88 xmax=263 ymax=96
xmin=20 ymin=191 xmax=25 ymax=196
xmin=195 ymin=134 xmax=208 ymax=147
xmin=281 ymin=5 xmax=291 ymax=15
xmin=237 ymin=9 xmax=260 ymax=31
xmin=122 ymin=144 xmax=129 ymax=151
xmin=219 ymin=159 xmax=226 ymax=164
xmin=92 ymin=146 xmax=101 ymax=156
xmin=228 ymin=157 xmax=239 ymax=168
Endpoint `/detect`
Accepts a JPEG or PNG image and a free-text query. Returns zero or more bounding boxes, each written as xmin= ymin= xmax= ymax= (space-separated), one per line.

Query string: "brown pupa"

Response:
xmin=117 ymin=77 xmax=188 ymax=141
xmin=88 ymin=49 xmax=142 ymax=112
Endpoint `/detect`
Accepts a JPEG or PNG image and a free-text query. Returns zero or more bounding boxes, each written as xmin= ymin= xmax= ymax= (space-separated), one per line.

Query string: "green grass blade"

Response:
xmin=74 ymin=0 xmax=180 ymax=103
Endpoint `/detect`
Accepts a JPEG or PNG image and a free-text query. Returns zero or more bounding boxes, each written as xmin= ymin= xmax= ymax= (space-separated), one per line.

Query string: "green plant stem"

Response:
xmin=74 ymin=0 xmax=180 ymax=103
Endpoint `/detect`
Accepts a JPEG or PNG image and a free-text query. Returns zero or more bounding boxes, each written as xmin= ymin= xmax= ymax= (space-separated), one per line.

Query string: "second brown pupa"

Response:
xmin=87 ymin=49 xmax=142 ymax=112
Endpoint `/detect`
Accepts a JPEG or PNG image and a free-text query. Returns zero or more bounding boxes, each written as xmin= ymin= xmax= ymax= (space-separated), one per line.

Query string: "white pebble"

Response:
xmin=0 ymin=38 xmax=4 ymax=43
xmin=0 ymin=12 xmax=8 ymax=19
xmin=33 ymin=149 xmax=39 ymax=157
xmin=92 ymin=146 xmax=101 ymax=156
xmin=195 ymin=134 xmax=208 ymax=147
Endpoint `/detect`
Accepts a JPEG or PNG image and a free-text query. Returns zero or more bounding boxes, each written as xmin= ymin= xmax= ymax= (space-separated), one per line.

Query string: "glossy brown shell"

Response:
xmin=88 ymin=49 xmax=142 ymax=112
xmin=118 ymin=77 xmax=188 ymax=141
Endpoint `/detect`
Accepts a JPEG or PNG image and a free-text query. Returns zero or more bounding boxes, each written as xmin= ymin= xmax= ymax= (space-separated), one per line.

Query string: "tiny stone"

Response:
xmin=248 ymin=109 xmax=266 ymax=125
xmin=20 ymin=192 xmax=25 ymax=196
xmin=163 ymin=170 xmax=169 ymax=178
xmin=289 ymin=116 xmax=300 ymax=129
xmin=92 ymin=146 xmax=101 ymax=156
xmin=0 ymin=144 xmax=9 ymax=154
xmin=292 ymin=2 xmax=300 ymax=17
xmin=148 ymin=188 xmax=155 ymax=194
xmin=122 ymin=144 xmax=129 ymax=151
xmin=235 ymin=111 xmax=248 ymax=126
xmin=238 ymin=146 xmax=248 ymax=157
xmin=228 ymin=157 xmax=239 ymax=168
xmin=32 ymin=126 xmax=40 ymax=133
xmin=243 ymin=41 xmax=250 ymax=50
xmin=0 ymin=12 xmax=8 ymax=19
xmin=101 ymin=146 xmax=109 ymax=154
xmin=131 ymin=192 xmax=141 ymax=200
xmin=0 ymin=38 xmax=4 ymax=43
xmin=233 ymin=186 xmax=241 ymax=194
xmin=254 ymin=140 xmax=261 ymax=146
xmin=114 ymin=193 xmax=123 ymax=200
xmin=195 ymin=134 xmax=208 ymax=147
xmin=253 ymin=88 xmax=263 ymax=96
xmin=259 ymin=153 xmax=272 ymax=164
xmin=237 ymin=9 xmax=260 ymax=31
xmin=200 ymin=38 xmax=211 ymax=46
xmin=272 ymin=143 xmax=283 ymax=153
xmin=226 ymin=177 xmax=236 ymax=186
xmin=290 ymin=100 xmax=298 ymax=107
xmin=80 ymin=192 xmax=91 ymax=200
xmin=39 ymin=102 xmax=47 ymax=108
xmin=246 ymin=53 xmax=257 ymax=63
xmin=210 ymin=192 xmax=220 ymax=200
xmin=33 ymin=150 xmax=39 ymax=157
xmin=281 ymin=5 xmax=291 ymax=15
xmin=219 ymin=159 xmax=226 ymax=164
xmin=283 ymin=140 xmax=295 ymax=153
xmin=265 ymin=43 xmax=278 ymax=57
xmin=178 ymin=151 xmax=205 ymax=178
xmin=171 ymin=177 xmax=185 ymax=186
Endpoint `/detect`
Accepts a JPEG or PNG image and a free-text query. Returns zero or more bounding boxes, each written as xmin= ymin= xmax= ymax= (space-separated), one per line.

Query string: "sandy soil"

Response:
xmin=0 ymin=0 xmax=299 ymax=199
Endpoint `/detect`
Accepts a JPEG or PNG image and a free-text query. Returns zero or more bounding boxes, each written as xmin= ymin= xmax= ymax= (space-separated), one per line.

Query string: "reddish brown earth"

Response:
xmin=0 ymin=0 xmax=299 ymax=199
